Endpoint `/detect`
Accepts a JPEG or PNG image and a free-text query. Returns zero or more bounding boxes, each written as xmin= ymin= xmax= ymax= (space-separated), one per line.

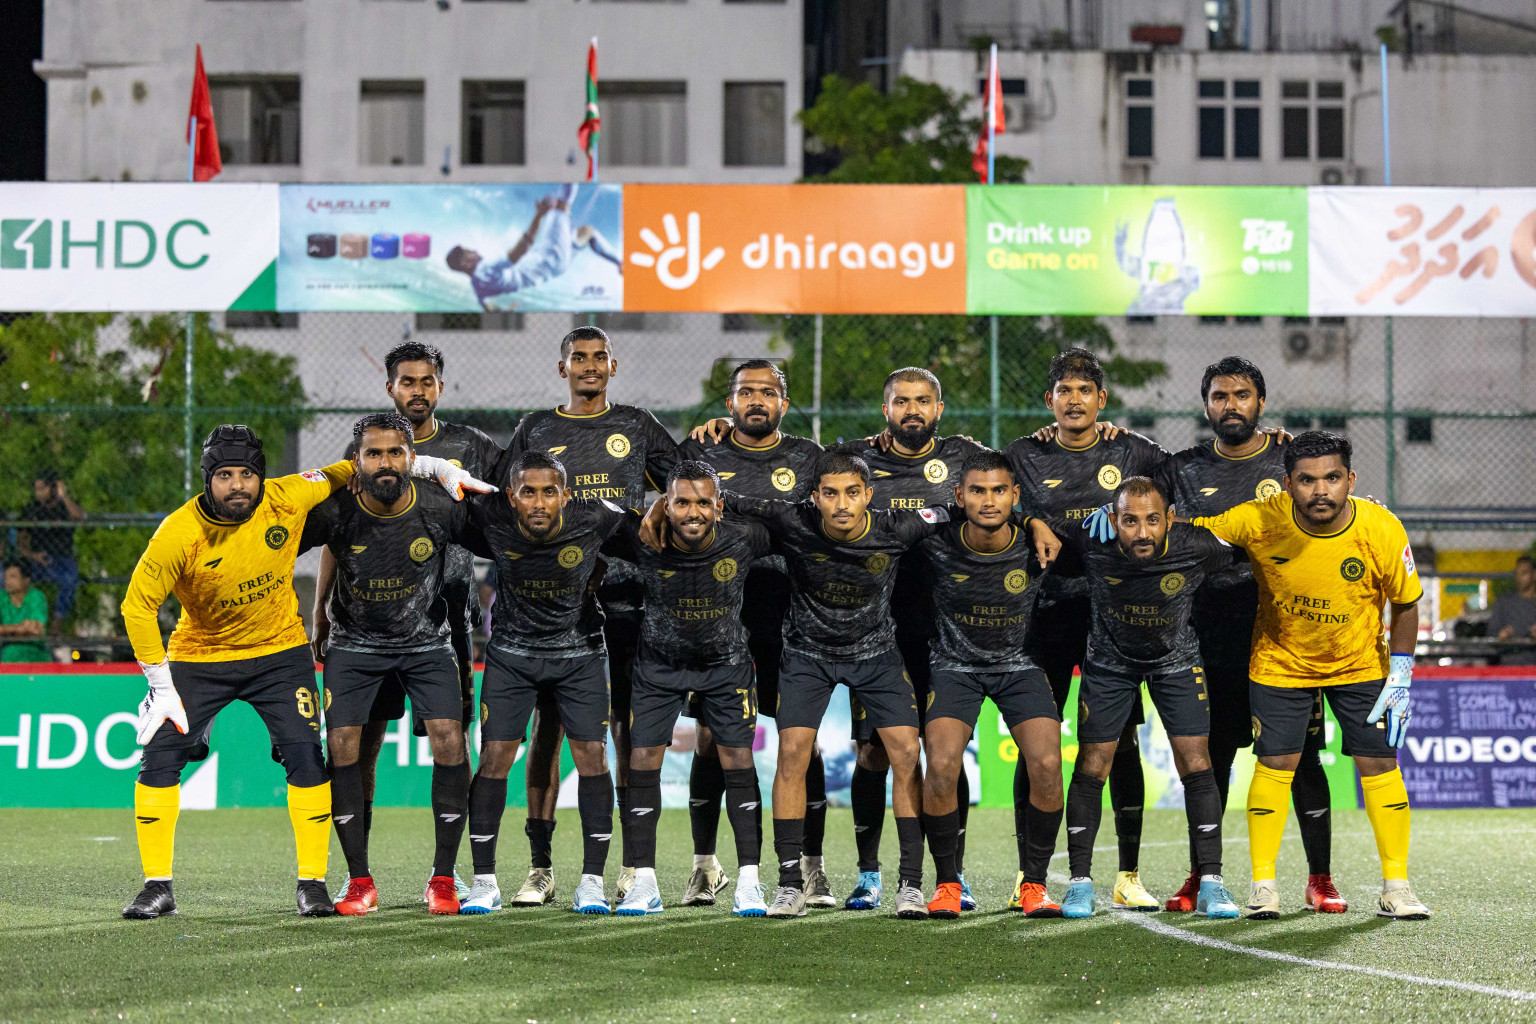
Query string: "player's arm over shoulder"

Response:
xmin=120 ymin=511 xmax=196 ymax=664
xmin=1184 ymin=520 xmax=1245 ymax=568
xmin=1190 ymin=493 xmax=1276 ymax=548
xmin=269 ymin=460 xmax=357 ymax=513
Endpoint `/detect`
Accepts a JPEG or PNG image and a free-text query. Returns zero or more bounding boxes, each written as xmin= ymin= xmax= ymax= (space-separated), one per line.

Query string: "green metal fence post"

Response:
xmin=989 ymin=314 xmax=1000 ymax=448
xmin=183 ymin=313 xmax=195 ymax=500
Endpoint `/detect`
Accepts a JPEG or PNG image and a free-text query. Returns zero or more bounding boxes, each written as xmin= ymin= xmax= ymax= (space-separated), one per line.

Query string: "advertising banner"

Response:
xmin=0 ymin=183 xmax=277 ymax=311
xmin=621 ymin=184 xmax=966 ymax=314
xmin=277 ymin=184 xmax=623 ymax=313
xmin=1396 ymin=667 xmax=1536 ymax=809
xmin=966 ymin=185 xmax=1309 ymax=316
xmin=1309 ymin=187 xmax=1536 ymax=316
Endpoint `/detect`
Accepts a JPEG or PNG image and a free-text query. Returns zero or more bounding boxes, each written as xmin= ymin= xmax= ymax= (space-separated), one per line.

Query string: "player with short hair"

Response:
xmin=675 ymin=359 xmax=823 ymax=907
xmin=489 ymin=325 xmax=677 ymax=908
xmin=120 ymin=424 xmax=487 ymax=919
xmin=1154 ymin=356 xmax=1340 ymax=913
xmin=612 ymin=462 xmax=773 ymax=917
xmin=1053 ymin=476 xmax=1242 ymax=920
xmin=457 ymin=450 xmax=632 ymax=915
xmin=1190 ymin=431 xmax=1428 ymax=920
xmin=910 ymin=450 xmax=1064 ymax=917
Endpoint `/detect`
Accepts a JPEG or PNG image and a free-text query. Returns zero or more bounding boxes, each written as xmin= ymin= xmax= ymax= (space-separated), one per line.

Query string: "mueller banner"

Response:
xmin=0 ymin=183 xmax=277 ymax=311
xmin=967 ymin=185 xmax=1309 ymax=316
xmin=621 ymin=184 xmax=967 ymax=314
xmin=277 ymin=183 xmax=623 ymax=313
xmin=1396 ymin=667 xmax=1536 ymax=809
xmin=1309 ymin=187 xmax=1536 ymax=316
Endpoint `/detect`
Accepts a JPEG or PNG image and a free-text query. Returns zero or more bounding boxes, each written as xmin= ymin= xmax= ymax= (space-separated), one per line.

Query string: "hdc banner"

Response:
xmin=1395 ymin=667 xmax=1536 ymax=809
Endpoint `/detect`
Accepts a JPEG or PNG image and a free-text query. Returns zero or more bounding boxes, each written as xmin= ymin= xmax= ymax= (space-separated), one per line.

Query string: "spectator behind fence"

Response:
xmin=1489 ymin=555 xmax=1536 ymax=666
xmin=1 ymin=561 xmax=49 ymax=663
xmin=18 ymin=470 xmax=85 ymax=620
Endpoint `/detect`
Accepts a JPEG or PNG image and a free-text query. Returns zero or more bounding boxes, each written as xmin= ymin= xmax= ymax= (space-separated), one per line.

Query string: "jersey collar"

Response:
xmin=556 ymin=403 xmax=612 ymax=420
xmin=1213 ymin=434 xmax=1271 ymax=462
xmin=1289 ymin=495 xmax=1358 ymax=538
xmin=960 ymin=522 xmax=1018 ymax=556
xmin=671 ymin=523 xmax=718 ymax=553
xmin=359 ymin=481 xmax=418 ymax=519
xmin=889 ymin=437 xmax=937 ymax=460
xmin=1053 ymin=430 xmax=1100 ymax=452
xmin=728 ymin=430 xmax=782 ymax=453
xmin=415 ymin=419 xmax=440 ymax=444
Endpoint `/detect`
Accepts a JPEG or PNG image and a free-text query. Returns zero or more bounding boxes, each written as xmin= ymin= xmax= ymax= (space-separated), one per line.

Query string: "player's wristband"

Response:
xmin=1388 ymin=653 xmax=1414 ymax=690
xmin=138 ymin=658 xmax=174 ymax=693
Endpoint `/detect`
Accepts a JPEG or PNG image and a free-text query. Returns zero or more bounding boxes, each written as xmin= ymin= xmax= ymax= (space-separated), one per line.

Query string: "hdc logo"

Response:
xmin=0 ymin=218 xmax=212 ymax=270
xmin=628 ymin=212 xmax=725 ymax=290
xmin=1 ymin=219 xmax=52 ymax=269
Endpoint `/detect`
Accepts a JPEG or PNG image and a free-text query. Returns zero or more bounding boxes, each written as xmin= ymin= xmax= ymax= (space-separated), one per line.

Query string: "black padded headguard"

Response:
xmin=201 ymin=424 xmax=266 ymax=489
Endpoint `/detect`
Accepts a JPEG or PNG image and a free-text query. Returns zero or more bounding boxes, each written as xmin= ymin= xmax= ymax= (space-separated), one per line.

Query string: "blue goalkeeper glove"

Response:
xmin=1367 ymin=653 xmax=1414 ymax=748
xmin=1083 ymin=503 xmax=1115 ymax=543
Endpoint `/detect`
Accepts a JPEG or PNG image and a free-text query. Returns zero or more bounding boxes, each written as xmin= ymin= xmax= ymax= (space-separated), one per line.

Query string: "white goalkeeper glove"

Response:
xmin=1367 ymin=653 xmax=1414 ymax=748
xmin=135 ymin=659 xmax=188 ymax=745
xmin=411 ymin=455 xmax=496 ymax=501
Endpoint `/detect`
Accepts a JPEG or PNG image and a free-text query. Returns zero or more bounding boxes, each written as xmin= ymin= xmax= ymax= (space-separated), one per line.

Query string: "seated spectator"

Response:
xmin=18 ymin=470 xmax=85 ymax=621
xmin=1 ymin=561 xmax=49 ymax=663
xmin=1489 ymin=555 xmax=1536 ymax=666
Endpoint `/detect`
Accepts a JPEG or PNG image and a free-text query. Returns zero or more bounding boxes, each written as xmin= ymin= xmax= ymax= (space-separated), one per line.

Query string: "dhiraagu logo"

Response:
xmin=0 ymin=218 xmax=212 ymax=270
xmin=629 ymin=212 xmax=726 ymax=290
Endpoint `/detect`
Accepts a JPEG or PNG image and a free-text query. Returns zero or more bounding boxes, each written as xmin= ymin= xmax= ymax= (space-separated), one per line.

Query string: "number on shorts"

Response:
xmin=295 ymin=687 xmax=317 ymax=719
xmin=735 ymin=688 xmax=757 ymax=720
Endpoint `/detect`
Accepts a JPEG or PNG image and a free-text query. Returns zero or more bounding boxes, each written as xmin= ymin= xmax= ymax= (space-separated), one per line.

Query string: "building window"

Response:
xmin=1199 ymin=79 xmax=1259 ymax=160
xmin=461 ymin=81 xmax=525 ymax=166
xmin=1234 ymin=315 xmax=1263 ymax=325
xmin=580 ymin=312 xmax=674 ymax=332
xmin=209 ymin=77 xmax=300 ymax=165
xmin=359 ymin=80 xmax=425 ymax=166
xmin=723 ymin=82 xmax=785 ymax=166
xmin=1197 ymin=79 xmax=1225 ymax=159
xmin=1126 ymin=314 xmax=1156 ymax=323
xmin=1282 ymin=80 xmax=1344 ymax=160
xmin=226 ymin=312 xmax=298 ymax=329
xmin=1316 ymin=81 xmax=1345 ymax=160
xmin=722 ymin=313 xmax=764 ymax=331
xmin=415 ymin=312 xmax=523 ymax=331
xmin=1125 ymin=78 xmax=1153 ymax=159
xmin=1199 ymin=315 xmax=1228 ymax=325
xmin=600 ymin=81 xmax=686 ymax=167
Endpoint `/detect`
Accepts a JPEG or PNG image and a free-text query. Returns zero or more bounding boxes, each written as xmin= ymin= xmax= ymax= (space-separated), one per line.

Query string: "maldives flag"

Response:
xmin=971 ymin=45 xmax=1004 ymax=183
xmin=187 ymin=44 xmax=222 ymax=182
xmin=576 ymin=38 xmax=601 ymax=181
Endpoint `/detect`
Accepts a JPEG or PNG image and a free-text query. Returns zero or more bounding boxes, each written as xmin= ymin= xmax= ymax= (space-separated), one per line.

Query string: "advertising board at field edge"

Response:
xmin=621 ymin=184 xmax=967 ymax=314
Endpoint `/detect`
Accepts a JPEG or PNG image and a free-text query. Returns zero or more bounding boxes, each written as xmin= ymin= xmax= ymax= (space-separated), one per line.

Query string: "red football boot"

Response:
xmin=1164 ymin=871 xmax=1200 ymax=912
xmin=1016 ymin=882 xmax=1063 ymax=918
xmin=335 ymin=876 xmax=379 ymax=916
xmin=1304 ymin=873 xmax=1348 ymax=913
xmin=927 ymin=882 xmax=963 ymax=919
xmin=426 ymin=875 xmax=461 ymax=915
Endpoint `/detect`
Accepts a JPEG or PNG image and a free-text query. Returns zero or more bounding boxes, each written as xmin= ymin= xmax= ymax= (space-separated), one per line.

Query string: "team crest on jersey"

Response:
xmin=409 ymin=537 xmax=435 ymax=563
xmin=1097 ymin=465 xmax=1122 ymax=490
xmin=923 ymin=459 xmax=948 ymax=484
xmin=606 ymin=434 xmax=631 ymax=459
xmin=558 ymin=545 xmax=584 ymax=568
xmin=1005 ymin=569 xmax=1029 ymax=594
xmin=714 ymin=558 xmax=739 ymax=582
xmin=1160 ymin=572 xmax=1186 ymax=595
xmin=771 ymin=467 xmax=797 ymax=492
xmin=265 ymin=525 xmax=289 ymax=550
xmin=1256 ymin=478 xmax=1282 ymax=500
xmin=866 ymin=553 xmax=891 ymax=574
xmin=1340 ymin=557 xmax=1366 ymax=582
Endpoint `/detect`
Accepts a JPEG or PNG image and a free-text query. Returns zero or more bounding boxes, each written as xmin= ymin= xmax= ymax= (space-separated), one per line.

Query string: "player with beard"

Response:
xmin=489 ymin=329 xmax=677 ymax=908
xmin=1051 ymin=477 xmax=1243 ymax=920
xmin=835 ymin=368 xmax=982 ymax=912
xmin=674 ymin=360 xmax=824 ymax=907
xmin=300 ymin=415 xmax=476 ymax=916
xmin=1153 ymin=358 xmax=1339 ymax=914
xmin=1001 ymin=348 xmax=1167 ymax=912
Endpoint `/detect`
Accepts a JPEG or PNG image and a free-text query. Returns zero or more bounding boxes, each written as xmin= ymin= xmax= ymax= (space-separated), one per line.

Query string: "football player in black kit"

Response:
xmin=675 ymin=360 xmax=825 ymax=907
xmin=611 ymin=462 xmax=773 ymax=917
xmin=457 ymin=450 xmax=632 ymax=915
xmin=1003 ymin=347 xmax=1166 ymax=911
xmin=301 ymin=414 xmax=477 ymax=916
xmin=910 ymin=450 xmax=1064 ymax=918
xmin=1154 ymin=357 xmax=1340 ymax=914
xmin=1053 ymin=476 xmax=1243 ymax=920
xmin=835 ymin=368 xmax=982 ymax=912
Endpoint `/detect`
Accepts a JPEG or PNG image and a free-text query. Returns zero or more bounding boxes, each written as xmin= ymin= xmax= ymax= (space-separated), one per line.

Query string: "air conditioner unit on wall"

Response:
xmin=1283 ymin=327 xmax=1343 ymax=362
xmin=1003 ymin=96 xmax=1034 ymax=133
xmin=1318 ymin=166 xmax=1346 ymax=186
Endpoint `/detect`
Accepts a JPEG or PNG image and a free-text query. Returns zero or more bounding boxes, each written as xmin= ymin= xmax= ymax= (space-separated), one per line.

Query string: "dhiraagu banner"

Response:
xmin=966 ymin=186 xmax=1308 ymax=316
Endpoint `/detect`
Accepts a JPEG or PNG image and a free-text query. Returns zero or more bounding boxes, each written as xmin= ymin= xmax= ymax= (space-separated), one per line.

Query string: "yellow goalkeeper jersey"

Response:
xmin=1193 ymin=493 xmax=1422 ymax=688
xmin=121 ymin=462 xmax=355 ymax=663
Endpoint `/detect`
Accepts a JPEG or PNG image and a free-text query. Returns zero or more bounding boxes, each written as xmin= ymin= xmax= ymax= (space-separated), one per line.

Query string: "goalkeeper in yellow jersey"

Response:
xmin=119 ymin=425 xmax=491 ymax=920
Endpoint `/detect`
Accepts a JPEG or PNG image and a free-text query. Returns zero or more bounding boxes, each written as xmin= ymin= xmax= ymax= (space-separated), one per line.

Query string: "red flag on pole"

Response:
xmin=576 ymin=39 xmax=601 ymax=182
xmin=971 ymin=47 xmax=1005 ymax=183
xmin=187 ymin=45 xmax=222 ymax=182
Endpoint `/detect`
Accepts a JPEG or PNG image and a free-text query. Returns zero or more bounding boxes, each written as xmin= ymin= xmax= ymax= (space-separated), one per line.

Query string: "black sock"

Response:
xmin=773 ymin=817 xmax=805 ymax=887
xmin=331 ymin=761 xmax=370 ymax=878
xmin=895 ymin=816 xmax=924 ymax=888
xmin=524 ymin=817 xmax=556 ymax=870
xmin=1109 ymin=737 xmax=1144 ymax=873
xmin=430 ymin=760 xmax=470 ymax=878
xmin=850 ymin=764 xmax=886 ymax=872
xmin=363 ymin=799 xmax=374 ymax=844
xmin=803 ymin=750 xmax=827 ymax=857
xmin=1291 ymin=749 xmax=1332 ymax=875
xmin=689 ymin=753 xmax=725 ymax=857
xmin=922 ymin=810 xmax=959 ymax=884
xmin=625 ymin=768 xmax=662 ymax=870
xmin=467 ymin=774 xmax=508 ymax=875
xmin=724 ymin=767 xmax=762 ymax=868
xmin=1022 ymin=801 xmax=1061 ymax=885
xmin=1013 ymin=760 xmax=1032 ymax=872
xmin=954 ymin=769 xmax=970 ymax=874
xmin=1209 ymin=735 xmax=1239 ymax=813
xmin=1181 ymin=768 xmax=1223 ymax=877
xmin=1066 ymin=773 xmax=1106 ymax=879
xmin=577 ymin=773 xmax=615 ymax=877
xmin=614 ymin=784 xmax=629 ymax=865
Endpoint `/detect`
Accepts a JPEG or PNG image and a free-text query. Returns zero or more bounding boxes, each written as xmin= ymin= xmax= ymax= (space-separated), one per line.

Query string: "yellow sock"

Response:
xmin=1246 ymin=764 xmax=1295 ymax=882
xmin=134 ymin=782 xmax=181 ymax=880
xmin=287 ymin=782 xmax=333 ymax=881
xmin=1361 ymin=768 xmax=1411 ymax=881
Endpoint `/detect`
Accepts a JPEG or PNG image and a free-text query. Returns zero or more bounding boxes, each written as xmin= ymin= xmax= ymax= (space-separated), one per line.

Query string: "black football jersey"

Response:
xmin=299 ymin=482 xmax=470 ymax=655
xmin=493 ymin=404 xmax=678 ymax=512
xmin=727 ymin=495 xmax=949 ymax=661
xmin=460 ymin=495 xmax=629 ymax=658
xmin=676 ymin=429 xmax=822 ymax=502
xmin=1055 ymin=520 xmax=1239 ymax=672
xmin=416 ymin=418 xmax=504 ymax=595
xmin=914 ymin=521 xmax=1047 ymax=672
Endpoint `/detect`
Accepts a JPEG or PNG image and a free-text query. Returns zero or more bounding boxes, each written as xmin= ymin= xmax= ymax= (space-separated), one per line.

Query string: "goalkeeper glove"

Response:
xmin=135 ymin=659 xmax=188 ymax=745
xmin=1083 ymin=503 xmax=1116 ymax=543
xmin=411 ymin=455 xmax=496 ymax=500
xmin=1366 ymin=653 xmax=1413 ymax=748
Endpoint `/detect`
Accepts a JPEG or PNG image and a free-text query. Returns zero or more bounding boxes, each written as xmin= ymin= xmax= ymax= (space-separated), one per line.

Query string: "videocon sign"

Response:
xmin=0 ymin=183 xmax=277 ymax=311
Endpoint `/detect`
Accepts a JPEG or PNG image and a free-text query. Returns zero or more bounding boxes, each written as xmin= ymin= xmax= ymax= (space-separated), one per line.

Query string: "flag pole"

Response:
xmin=183 ymin=112 xmax=197 ymax=499
xmin=986 ymin=43 xmax=997 ymax=186
xmin=986 ymin=42 xmax=999 ymax=447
